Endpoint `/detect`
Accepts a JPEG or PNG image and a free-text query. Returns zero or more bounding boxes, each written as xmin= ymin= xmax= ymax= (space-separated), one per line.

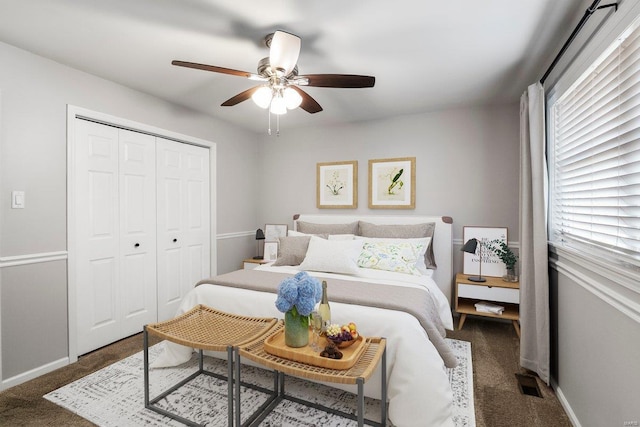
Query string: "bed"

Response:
xmin=152 ymin=214 xmax=456 ymax=427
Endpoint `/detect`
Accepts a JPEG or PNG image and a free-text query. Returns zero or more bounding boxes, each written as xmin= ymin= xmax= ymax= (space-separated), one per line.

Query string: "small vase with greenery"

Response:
xmin=486 ymin=239 xmax=518 ymax=282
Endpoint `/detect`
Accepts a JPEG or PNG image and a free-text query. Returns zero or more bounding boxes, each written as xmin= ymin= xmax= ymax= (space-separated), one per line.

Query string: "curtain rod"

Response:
xmin=540 ymin=0 xmax=618 ymax=84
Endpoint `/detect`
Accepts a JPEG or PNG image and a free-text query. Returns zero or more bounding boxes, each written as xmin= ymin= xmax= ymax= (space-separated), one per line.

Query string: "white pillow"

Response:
xmin=327 ymin=234 xmax=356 ymax=240
xmin=288 ymin=230 xmax=327 ymax=238
xmin=357 ymin=240 xmax=428 ymax=276
xmin=355 ymin=237 xmax=430 ymax=275
xmin=298 ymin=236 xmax=363 ymax=275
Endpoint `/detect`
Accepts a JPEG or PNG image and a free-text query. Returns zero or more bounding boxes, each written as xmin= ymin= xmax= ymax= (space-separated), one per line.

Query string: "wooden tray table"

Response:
xmin=143 ymin=304 xmax=279 ymax=427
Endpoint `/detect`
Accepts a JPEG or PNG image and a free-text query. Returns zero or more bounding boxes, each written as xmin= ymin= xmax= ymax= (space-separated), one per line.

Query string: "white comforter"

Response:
xmin=151 ymin=265 xmax=455 ymax=427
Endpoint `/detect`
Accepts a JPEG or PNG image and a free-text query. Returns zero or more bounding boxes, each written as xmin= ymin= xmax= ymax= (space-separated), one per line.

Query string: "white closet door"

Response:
xmin=75 ymin=121 xmax=156 ymax=355
xmin=156 ymin=138 xmax=210 ymax=321
xmin=75 ymin=120 xmax=120 ymax=354
xmin=118 ymin=129 xmax=158 ymax=336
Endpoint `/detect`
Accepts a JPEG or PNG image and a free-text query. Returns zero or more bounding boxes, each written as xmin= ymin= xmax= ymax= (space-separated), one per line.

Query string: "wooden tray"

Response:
xmin=263 ymin=330 xmax=366 ymax=370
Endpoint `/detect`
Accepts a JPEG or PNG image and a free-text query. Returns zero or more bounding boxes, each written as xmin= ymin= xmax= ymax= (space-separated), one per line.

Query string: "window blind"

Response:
xmin=550 ymin=19 xmax=640 ymax=261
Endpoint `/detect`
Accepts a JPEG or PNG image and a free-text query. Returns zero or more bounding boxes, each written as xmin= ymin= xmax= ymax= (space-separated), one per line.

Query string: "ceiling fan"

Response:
xmin=172 ymin=30 xmax=375 ymax=115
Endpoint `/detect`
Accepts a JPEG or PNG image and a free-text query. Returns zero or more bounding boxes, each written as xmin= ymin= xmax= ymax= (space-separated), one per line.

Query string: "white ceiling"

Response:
xmin=0 ymin=0 xmax=583 ymax=133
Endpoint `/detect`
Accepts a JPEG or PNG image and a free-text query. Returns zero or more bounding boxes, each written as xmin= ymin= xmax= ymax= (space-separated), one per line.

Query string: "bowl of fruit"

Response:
xmin=325 ymin=322 xmax=359 ymax=348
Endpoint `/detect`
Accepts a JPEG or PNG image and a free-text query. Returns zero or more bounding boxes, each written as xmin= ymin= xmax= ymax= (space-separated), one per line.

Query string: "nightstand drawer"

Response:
xmin=458 ymin=283 xmax=519 ymax=304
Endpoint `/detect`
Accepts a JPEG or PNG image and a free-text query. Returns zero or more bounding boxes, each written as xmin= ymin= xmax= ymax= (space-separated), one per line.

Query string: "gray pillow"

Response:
xmin=273 ymin=236 xmax=311 ymax=266
xmin=358 ymin=221 xmax=437 ymax=269
xmin=296 ymin=221 xmax=359 ymax=235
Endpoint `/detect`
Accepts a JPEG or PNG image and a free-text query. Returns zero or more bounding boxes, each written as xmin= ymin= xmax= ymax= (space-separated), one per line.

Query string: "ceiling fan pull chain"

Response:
xmin=268 ymin=109 xmax=272 ymax=135
xmin=276 ymin=113 xmax=280 ymax=137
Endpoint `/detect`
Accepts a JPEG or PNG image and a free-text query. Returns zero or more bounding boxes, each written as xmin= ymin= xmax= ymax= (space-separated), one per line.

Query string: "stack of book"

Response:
xmin=474 ymin=301 xmax=505 ymax=315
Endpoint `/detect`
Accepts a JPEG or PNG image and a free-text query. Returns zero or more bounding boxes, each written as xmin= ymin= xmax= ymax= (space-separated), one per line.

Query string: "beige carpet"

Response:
xmin=447 ymin=317 xmax=571 ymax=427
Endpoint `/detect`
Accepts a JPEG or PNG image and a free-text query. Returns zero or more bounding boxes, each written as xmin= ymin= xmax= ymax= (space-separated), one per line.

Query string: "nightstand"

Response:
xmin=455 ymin=273 xmax=520 ymax=337
xmin=243 ymin=258 xmax=269 ymax=270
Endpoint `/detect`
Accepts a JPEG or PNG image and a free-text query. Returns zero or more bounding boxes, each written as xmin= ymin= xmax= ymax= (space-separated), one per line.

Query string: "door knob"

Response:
xmin=134 ymin=243 xmax=140 ymax=248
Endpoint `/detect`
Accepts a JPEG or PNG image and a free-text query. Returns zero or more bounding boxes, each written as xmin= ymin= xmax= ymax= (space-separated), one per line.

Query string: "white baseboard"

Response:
xmin=1 ymin=357 xmax=69 ymax=391
xmin=552 ymin=381 xmax=581 ymax=427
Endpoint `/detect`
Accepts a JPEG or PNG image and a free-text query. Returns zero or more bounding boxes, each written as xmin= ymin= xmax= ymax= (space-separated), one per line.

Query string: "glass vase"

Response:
xmin=503 ymin=266 xmax=518 ymax=282
xmin=284 ymin=309 xmax=309 ymax=348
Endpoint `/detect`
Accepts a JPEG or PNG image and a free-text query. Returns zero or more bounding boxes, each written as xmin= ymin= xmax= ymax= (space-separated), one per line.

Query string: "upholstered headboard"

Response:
xmin=293 ymin=214 xmax=454 ymax=305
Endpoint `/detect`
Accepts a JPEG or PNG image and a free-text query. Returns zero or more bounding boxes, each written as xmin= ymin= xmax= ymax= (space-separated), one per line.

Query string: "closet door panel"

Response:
xmin=75 ymin=120 xmax=121 ymax=355
xmin=118 ymin=129 xmax=157 ymax=335
xmin=157 ymin=139 xmax=210 ymax=321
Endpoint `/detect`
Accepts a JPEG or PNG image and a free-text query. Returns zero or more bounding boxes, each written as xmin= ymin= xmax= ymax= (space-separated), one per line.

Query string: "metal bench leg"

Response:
xmin=143 ymin=327 xmax=150 ymax=407
xmin=381 ymin=345 xmax=387 ymax=426
xmin=357 ymin=377 xmax=364 ymax=427
xmin=227 ymin=346 xmax=233 ymax=427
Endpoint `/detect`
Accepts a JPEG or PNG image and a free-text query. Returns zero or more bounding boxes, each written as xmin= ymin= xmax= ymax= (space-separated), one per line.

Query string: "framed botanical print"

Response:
xmin=368 ymin=157 xmax=415 ymax=209
xmin=317 ymin=160 xmax=358 ymax=209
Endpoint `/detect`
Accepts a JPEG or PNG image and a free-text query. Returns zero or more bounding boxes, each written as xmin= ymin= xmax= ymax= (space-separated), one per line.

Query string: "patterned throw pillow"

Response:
xmin=358 ymin=221 xmax=437 ymax=269
xmin=357 ymin=241 xmax=427 ymax=275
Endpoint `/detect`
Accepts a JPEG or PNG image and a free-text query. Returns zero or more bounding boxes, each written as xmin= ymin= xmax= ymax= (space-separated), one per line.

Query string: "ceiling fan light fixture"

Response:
xmin=269 ymin=31 xmax=301 ymax=77
xmin=270 ymin=93 xmax=287 ymax=115
xmin=251 ymin=86 xmax=272 ymax=109
xmin=283 ymin=87 xmax=302 ymax=110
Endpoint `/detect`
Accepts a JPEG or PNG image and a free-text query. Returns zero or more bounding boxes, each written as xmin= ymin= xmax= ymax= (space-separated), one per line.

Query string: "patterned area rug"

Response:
xmin=45 ymin=339 xmax=474 ymax=426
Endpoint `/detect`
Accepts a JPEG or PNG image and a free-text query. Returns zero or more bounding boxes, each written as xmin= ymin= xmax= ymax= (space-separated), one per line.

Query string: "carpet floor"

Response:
xmin=42 ymin=339 xmax=472 ymax=426
xmin=447 ymin=317 xmax=571 ymax=427
xmin=0 ymin=316 xmax=572 ymax=427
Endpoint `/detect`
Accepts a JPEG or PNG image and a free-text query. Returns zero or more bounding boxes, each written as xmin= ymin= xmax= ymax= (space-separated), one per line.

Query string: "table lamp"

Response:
xmin=253 ymin=228 xmax=265 ymax=259
xmin=462 ymin=238 xmax=486 ymax=282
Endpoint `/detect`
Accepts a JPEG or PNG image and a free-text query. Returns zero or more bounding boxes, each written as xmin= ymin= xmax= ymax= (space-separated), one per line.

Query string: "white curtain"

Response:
xmin=519 ymin=82 xmax=550 ymax=384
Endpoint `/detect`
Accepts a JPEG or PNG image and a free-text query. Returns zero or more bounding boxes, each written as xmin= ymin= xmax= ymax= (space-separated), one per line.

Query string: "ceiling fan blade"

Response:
xmin=221 ymin=87 xmax=260 ymax=107
xmin=290 ymin=86 xmax=323 ymax=114
xmin=172 ymin=60 xmax=265 ymax=80
xmin=269 ymin=31 xmax=301 ymax=76
xmin=296 ymin=74 xmax=375 ymax=88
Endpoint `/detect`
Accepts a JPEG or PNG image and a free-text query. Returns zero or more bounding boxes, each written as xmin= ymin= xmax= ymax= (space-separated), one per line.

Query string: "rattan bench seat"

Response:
xmin=145 ymin=304 xmax=279 ymax=350
xmin=143 ymin=304 xmax=279 ymax=427
xmin=235 ymin=320 xmax=387 ymax=427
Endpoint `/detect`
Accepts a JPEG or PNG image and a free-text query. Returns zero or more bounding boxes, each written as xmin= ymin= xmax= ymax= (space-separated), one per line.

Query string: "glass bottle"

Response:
xmin=317 ymin=280 xmax=331 ymax=331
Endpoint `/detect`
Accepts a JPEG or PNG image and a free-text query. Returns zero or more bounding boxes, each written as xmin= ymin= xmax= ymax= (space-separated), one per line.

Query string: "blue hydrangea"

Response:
xmin=275 ymin=295 xmax=293 ymax=312
xmin=297 ymin=278 xmax=316 ymax=299
xmin=294 ymin=271 xmax=308 ymax=281
xmin=295 ymin=298 xmax=316 ymax=316
xmin=275 ymin=272 xmax=322 ymax=316
xmin=278 ymin=277 xmax=299 ymax=303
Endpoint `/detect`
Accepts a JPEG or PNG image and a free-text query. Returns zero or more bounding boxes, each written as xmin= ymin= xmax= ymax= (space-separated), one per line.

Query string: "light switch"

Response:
xmin=12 ymin=191 xmax=25 ymax=209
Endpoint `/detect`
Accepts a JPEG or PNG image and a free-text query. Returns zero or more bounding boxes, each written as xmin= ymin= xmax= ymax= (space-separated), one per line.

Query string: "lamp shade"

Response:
xmin=255 ymin=229 xmax=265 ymax=240
xmin=283 ymin=87 xmax=303 ymax=110
xmin=269 ymin=30 xmax=301 ymax=76
xmin=270 ymin=93 xmax=287 ymax=115
xmin=252 ymin=86 xmax=272 ymax=109
xmin=461 ymin=238 xmax=478 ymax=254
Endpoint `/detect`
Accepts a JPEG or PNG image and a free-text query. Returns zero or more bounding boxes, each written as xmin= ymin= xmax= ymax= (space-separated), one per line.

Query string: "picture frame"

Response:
xmin=317 ymin=160 xmax=358 ymax=209
xmin=368 ymin=157 xmax=415 ymax=209
xmin=263 ymin=242 xmax=279 ymax=262
xmin=462 ymin=226 xmax=508 ymax=277
xmin=264 ymin=224 xmax=288 ymax=241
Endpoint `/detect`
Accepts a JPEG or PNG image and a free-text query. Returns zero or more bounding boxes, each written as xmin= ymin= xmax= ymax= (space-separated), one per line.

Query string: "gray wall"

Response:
xmin=256 ymin=103 xmax=521 ymax=250
xmin=0 ymin=41 xmax=260 ymax=385
xmin=549 ymin=251 xmax=640 ymax=427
